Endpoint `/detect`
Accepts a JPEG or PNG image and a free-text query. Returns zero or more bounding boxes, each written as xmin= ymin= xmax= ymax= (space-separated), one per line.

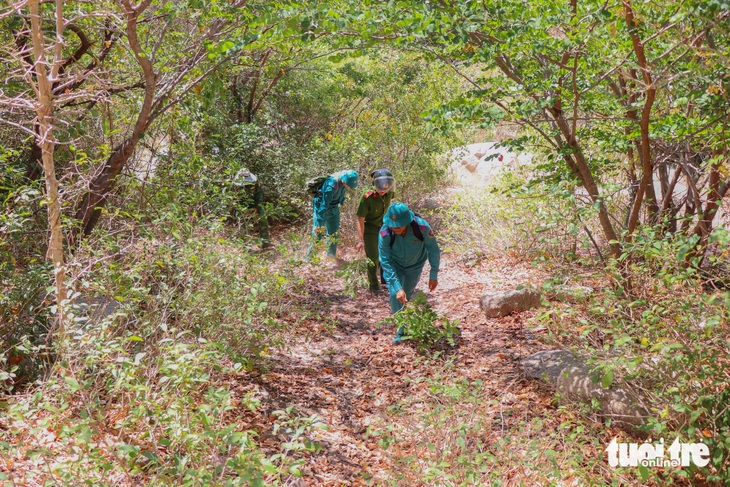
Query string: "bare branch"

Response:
xmin=0 ymin=117 xmax=38 ymax=137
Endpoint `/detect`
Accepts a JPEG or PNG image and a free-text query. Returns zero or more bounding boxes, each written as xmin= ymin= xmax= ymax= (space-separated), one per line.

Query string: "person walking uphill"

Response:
xmin=308 ymin=169 xmax=359 ymax=258
xmin=356 ymin=169 xmax=395 ymax=292
xmin=378 ymin=202 xmax=441 ymax=343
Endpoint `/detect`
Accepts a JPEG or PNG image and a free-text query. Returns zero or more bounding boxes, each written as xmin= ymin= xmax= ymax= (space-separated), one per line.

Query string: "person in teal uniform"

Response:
xmin=356 ymin=169 xmax=395 ymax=292
xmin=309 ymin=169 xmax=359 ymax=258
xmin=378 ymin=202 xmax=441 ymax=343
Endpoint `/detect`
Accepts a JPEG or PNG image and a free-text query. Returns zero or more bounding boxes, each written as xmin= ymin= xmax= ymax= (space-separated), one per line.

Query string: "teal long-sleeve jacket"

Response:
xmin=313 ymin=171 xmax=351 ymax=226
xmin=378 ymin=216 xmax=440 ymax=296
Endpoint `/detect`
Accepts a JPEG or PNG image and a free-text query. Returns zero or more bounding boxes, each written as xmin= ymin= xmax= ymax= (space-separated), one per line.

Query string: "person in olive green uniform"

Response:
xmin=356 ymin=169 xmax=395 ymax=292
xmin=233 ymin=168 xmax=270 ymax=248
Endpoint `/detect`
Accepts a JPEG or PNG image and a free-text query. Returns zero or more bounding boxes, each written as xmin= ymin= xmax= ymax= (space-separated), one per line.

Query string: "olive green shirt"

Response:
xmin=357 ymin=190 xmax=393 ymax=235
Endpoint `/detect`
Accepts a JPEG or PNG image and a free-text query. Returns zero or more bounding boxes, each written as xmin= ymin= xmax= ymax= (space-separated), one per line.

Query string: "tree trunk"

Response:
xmin=30 ymin=0 xmax=67 ymax=336
xmin=24 ymin=137 xmax=43 ymax=181
xmin=549 ymin=108 xmax=621 ymax=257
xmin=73 ymin=137 xmax=139 ymax=239
xmin=40 ymin=139 xmax=67 ymax=335
xmin=71 ymin=0 xmax=156 ymax=244
xmin=623 ymin=0 xmax=658 ymax=234
xmin=690 ymin=150 xmax=727 ymax=258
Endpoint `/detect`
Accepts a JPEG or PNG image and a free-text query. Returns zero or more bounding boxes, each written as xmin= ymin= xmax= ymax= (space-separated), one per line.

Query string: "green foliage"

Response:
xmin=0 ymin=330 xmax=314 ymax=486
xmin=0 ymin=259 xmax=53 ymax=391
xmin=531 ymin=225 xmax=730 ymax=483
xmin=270 ymin=406 xmax=328 ymax=475
xmin=76 ymin=227 xmax=298 ymax=366
xmin=195 ymin=51 xmax=465 ymax=214
xmin=383 ymin=294 xmax=459 ymax=353
xmin=336 ymin=0 xmax=730 ymax=257
xmin=0 ymin=149 xmax=46 ymax=262
xmin=334 ymin=257 xmax=371 ymax=298
xmin=0 ymin=215 xmax=317 ymax=484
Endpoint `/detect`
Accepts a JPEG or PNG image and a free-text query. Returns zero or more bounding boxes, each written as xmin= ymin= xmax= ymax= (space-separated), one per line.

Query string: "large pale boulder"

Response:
xmin=446 ymin=142 xmax=532 ymax=187
xmin=521 ymin=350 xmax=651 ymax=433
xmin=461 ymin=154 xmax=481 ymax=173
xmin=556 ymin=364 xmax=651 ymax=432
xmin=480 ymin=288 xmax=541 ymax=317
xmin=521 ymin=350 xmax=577 ymax=385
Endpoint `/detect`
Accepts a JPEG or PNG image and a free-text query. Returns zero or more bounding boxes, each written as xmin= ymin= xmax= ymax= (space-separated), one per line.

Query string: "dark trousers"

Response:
xmin=363 ymin=232 xmax=381 ymax=289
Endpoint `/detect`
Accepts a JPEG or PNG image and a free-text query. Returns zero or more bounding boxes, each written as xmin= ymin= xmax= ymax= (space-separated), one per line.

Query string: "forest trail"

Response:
xmin=234 ymin=247 xmax=563 ymax=486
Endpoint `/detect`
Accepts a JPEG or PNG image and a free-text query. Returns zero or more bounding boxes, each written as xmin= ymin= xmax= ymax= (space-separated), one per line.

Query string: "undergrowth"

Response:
xmin=529 ymin=225 xmax=730 ymax=484
xmin=439 ymin=171 xmax=605 ymax=264
xmin=0 ymin=220 xmax=321 ymax=486
xmin=368 ymin=364 xmax=617 ymax=485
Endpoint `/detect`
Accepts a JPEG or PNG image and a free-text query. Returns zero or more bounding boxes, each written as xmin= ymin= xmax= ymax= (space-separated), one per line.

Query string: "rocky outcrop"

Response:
xmin=521 ymin=350 xmax=577 ymax=385
xmin=521 ymin=350 xmax=651 ymax=433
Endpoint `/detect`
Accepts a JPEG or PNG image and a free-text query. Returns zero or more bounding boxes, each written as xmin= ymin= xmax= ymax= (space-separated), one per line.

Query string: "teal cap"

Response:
xmin=341 ymin=169 xmax=359 ymax=189
xmin=383 ymin=202 xmax=414 ymax=228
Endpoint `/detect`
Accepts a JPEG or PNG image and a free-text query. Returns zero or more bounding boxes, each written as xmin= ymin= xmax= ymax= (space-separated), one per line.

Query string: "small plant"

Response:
xmin=334 ymin=257 xmax=371 ymax=297
xmin=382 ymin=293 xmax=460 ymax=353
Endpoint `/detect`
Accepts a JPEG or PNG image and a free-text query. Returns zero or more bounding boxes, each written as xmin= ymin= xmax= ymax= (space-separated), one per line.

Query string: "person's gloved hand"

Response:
xmin=428 ymin=279 xmax=438 ymax=292
xmin=396 ymin=289 xmax=407 ymax=305
xmin=356 ymin=241 xmax=364 ymax=252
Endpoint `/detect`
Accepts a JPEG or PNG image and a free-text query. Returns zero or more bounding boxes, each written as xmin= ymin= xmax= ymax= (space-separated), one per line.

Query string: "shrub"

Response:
xmin=334 ymin=257 xmax=371 ymax=297
xmin=439 ymin=170 xmax=602 ymax=263
xmin=382 ymin=294 xmax=460 ymax=354
xmin=531 ymin=225 xmax=730 ymax=484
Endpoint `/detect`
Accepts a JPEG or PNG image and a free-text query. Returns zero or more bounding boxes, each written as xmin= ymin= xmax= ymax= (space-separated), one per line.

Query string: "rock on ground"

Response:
xmin=480 ymin=288 xmax=541 ymax=317
xmin=521 ymin=350 xmax=651 ymax=434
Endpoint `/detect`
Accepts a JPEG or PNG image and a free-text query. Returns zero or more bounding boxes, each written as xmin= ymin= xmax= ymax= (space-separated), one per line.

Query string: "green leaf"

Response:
xmin=78 ymin=427 xmax=92 ymax=444
xmin=219 ymin=40 xmax=235 ymax=53
xmin=65 ymin=376 xmax=81 ymax=392
xmin=118 ymin=444 xmax=140 ymax=458
xmin=601 ymin=369 xmax=613 ymax=389
xmin=142 ymin=451 xmax=159 ymax=463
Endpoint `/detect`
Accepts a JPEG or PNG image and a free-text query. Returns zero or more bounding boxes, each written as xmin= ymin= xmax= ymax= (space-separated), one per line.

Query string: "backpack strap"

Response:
xmin=386 ymin=221 xmax=425 ymax=247
xmin=410 ymin=220 xmax=424 ymax=241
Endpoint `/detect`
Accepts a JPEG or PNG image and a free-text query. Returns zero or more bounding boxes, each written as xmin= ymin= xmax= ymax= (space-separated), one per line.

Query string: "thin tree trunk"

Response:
xmin=690 ymin=150 xmax=727 ymax=257
xmin=231 ymin=75 xmax=244 ymax=123
xmin=549 ymin=108 xmax=621 ymax=257
xmin=40 ymin=141 xmax=67 ymax=334
xmin=30 ymin=0 xmax=67 ymax=336
xmin=72 ymin=0 xmax=157 ymax=243
xmin=74 ymin=138 xmax=140 ymax=239
xmin=624 ymin=0 xmax=658 ymax=233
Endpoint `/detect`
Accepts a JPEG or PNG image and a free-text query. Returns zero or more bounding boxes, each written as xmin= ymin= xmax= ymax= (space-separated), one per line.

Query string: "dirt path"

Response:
xmin=240 ymin=251 xmax=562 ymax=486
